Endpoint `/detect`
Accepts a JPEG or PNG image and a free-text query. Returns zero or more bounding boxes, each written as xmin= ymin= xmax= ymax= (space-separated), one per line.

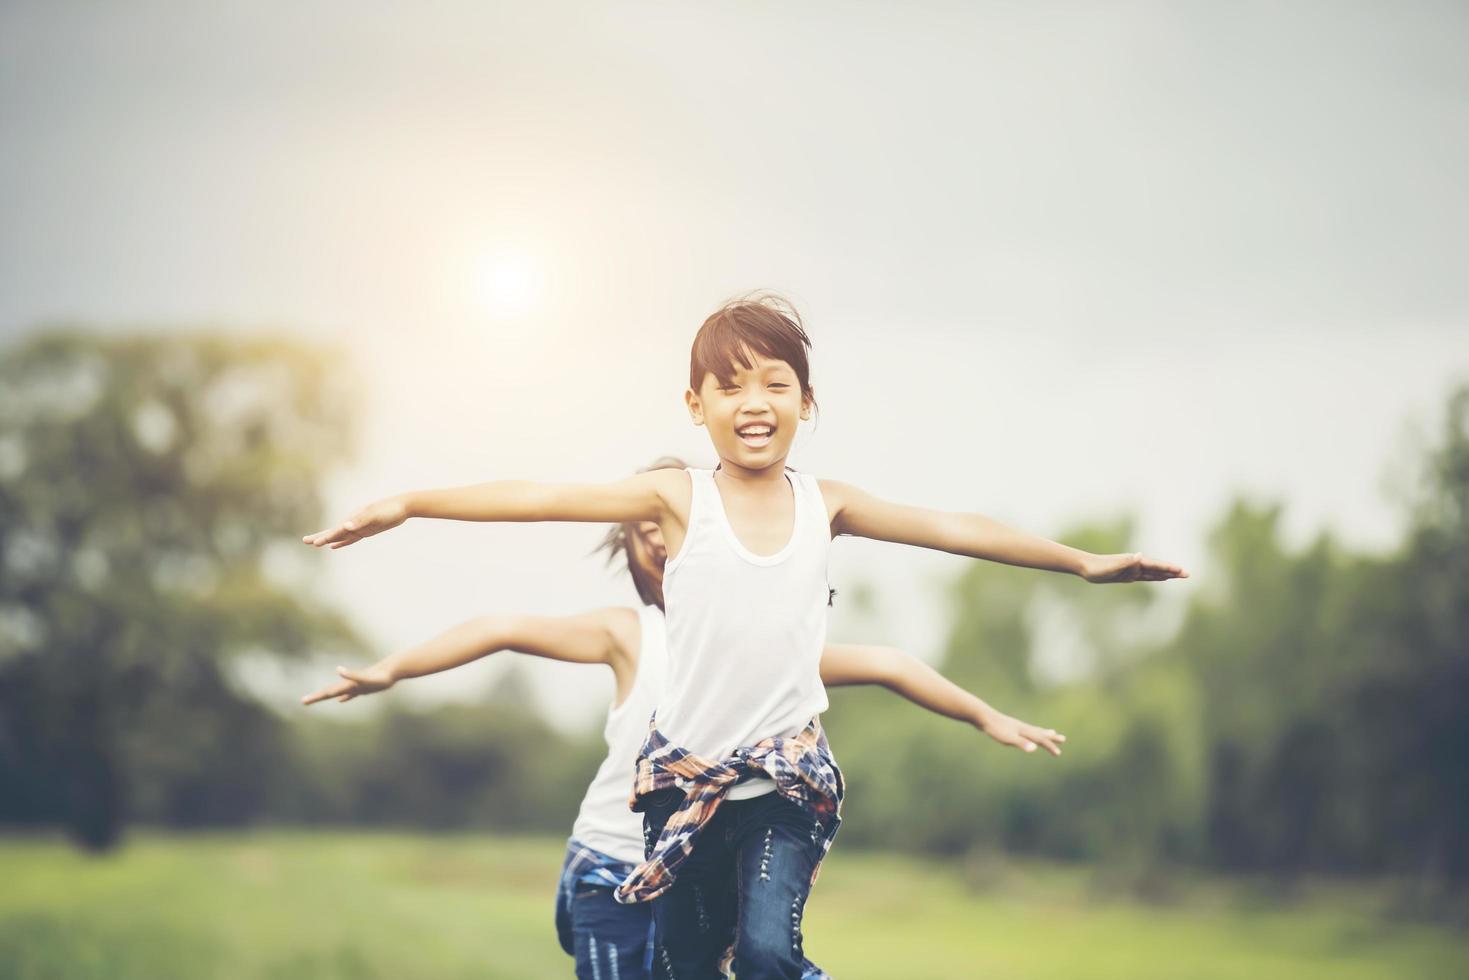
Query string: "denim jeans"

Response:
xmin=556 ymin=875 xmax=660 ymax=980
xmin=641 ymin=787 xmax=827 ymax=980
xmin=561 ymin=887 xmax=655 ymax=980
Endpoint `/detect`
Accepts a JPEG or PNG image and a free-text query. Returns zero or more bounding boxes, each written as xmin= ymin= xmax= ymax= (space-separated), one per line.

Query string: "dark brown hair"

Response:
xmin=689 ymin=293 xmax=816 ymax=409
xmin=598 ymin=456 xmax=689 ymax=609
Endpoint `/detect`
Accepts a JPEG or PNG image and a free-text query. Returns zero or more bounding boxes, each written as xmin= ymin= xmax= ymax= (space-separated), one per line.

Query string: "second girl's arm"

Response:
xmin=819 ymin=644 xmax=1066 ymax=756
xmin=820 ymin=480 xmax=1187 ymax=583
xmin=301 ymin=608 xmax=640 ymax=706
xmin=304 ymin=469 xmax=686 ymax=550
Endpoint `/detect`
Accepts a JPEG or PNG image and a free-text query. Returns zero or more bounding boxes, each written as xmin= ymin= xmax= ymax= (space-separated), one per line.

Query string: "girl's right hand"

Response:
xmin=1080 ymin=552 xmax=1188 ymax=583
xmin=302 ymin=495 xmax=410 ymax=550
xmin=979 ymin=711 xmax=1066 ymax=757
xmin=301 ymin=665 xmax=397 ymax=705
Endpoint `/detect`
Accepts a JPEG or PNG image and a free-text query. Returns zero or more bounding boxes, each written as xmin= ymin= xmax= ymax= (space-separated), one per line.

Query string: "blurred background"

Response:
xmin=2 ymin=2 xmax=1467 ymax=978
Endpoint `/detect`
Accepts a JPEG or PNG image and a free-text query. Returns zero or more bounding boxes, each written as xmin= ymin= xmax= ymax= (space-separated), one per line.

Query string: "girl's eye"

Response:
xmin=719 ymin=385 xmax=741 ymax=393
xmin=769 ymin=383 xmax=790 ymax=390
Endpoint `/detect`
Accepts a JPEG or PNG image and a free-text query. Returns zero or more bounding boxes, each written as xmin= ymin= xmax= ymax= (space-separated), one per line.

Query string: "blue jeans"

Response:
xmin=555 ymin=846 xmax=660 ymax=980
xmin=564 ymin=885 xmax=659 ymax=980
xmin=641 ymin=788 xmax=828 ymax=980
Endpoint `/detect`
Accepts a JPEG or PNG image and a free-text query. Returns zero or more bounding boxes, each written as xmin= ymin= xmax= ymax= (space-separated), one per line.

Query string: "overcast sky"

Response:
xmin=4 ymin=1 xmax=1466 ymax=729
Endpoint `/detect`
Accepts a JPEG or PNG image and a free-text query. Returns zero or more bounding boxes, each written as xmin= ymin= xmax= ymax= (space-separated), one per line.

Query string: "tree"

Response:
xmin=0 ymin=329 xmax=362 ymax=849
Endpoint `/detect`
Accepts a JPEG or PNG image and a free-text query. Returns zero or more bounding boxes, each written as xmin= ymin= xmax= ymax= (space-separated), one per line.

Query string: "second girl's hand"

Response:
xmin=301 ymin=665 xmax=396 ymax=705
xmin=976 ymin=706 xmax=1066 ymax=756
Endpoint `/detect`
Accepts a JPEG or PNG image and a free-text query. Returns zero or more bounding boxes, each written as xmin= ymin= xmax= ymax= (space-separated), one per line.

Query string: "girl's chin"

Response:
xmin=720 ymin=447 xmax=788 ymax=469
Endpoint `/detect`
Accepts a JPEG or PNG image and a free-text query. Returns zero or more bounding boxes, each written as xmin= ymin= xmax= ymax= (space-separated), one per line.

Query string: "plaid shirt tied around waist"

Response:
xmin=613 ymin=717 xmax=843 ymax=905
xmin=559 ymin=838 xmax=637 ymax=900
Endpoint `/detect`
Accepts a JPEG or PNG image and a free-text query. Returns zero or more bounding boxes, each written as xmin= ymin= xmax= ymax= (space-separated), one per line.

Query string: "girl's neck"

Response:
xmin=714 ymin=456 xmax=789 ymax=485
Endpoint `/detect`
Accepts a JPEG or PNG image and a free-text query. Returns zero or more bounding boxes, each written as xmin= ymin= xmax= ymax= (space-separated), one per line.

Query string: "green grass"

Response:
xmin=1 ymin=831 xmax=1465 ymax=979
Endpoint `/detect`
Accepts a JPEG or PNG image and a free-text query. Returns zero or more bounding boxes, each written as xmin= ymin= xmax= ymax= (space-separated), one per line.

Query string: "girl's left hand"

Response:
xmin=980 ymin=712 xmax=1066 ymax=757
xmin=301 ymin=665 xmax=396 ymax=705
xmin=1081 ymin=552 xmax=1188 ymax=584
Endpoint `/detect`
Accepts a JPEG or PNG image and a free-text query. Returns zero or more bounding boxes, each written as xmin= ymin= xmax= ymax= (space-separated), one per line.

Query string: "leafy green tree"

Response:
xmin=827 ymin=386 xmax=1468 ymax=889
xmin=0 ymin=330 xmax=362 ymax=849
xmin=284 ymin=667 xmax=605 ymax=831
xmin=1357 ymin=385 xmax=1469 ymax=885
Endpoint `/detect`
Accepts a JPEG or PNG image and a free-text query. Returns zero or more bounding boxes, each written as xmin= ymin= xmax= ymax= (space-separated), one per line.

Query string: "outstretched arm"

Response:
xmin=821 ymin=480 xmax=1187 ymax=583
xmin=301 ymin=608 xmax=640 ymax=706
xmin=820 ymin=644 xmax=1066 ymax=756
xmin=303 ymin=469 xmax=683 ymax=550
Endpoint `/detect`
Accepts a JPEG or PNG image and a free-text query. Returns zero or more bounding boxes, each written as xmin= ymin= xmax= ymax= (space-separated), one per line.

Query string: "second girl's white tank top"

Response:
xmin=655 ymin=467 xmax=832 ymax=765
xmin=569 ymin=603 xmax=668 ymax=864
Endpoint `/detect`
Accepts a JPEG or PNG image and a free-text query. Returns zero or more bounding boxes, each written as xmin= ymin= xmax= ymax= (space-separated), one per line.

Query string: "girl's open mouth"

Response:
xmin=736 ymin=423 xmax=774 ymax=448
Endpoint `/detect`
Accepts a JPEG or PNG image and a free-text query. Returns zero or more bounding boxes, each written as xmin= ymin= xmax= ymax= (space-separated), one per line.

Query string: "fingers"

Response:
xmin=309 ymin=526 xmax=343 ymax=546
xmin=1000 ymin=731 xmax=1040 ymax=753
xmin=1090 ymin=553 xmax=1189 ymax=584
xmin=301 ymin=665 xmax=380 ymax=705
xmin=302 ymin=524 xmax=352 ymax=548
xmin=1137 ymin=555 xmax=1189 ymax=581
xmin=1019 ymin=726 xmax=1066 ymax=757
xmin=302 ymin=518 xmax=373 ymax=549
xmin=301 ymin=680 xmax=354 ymax=705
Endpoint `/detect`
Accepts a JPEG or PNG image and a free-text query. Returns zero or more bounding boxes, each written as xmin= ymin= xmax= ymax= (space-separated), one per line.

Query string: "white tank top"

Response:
xmin=656 ymin=468 xmax=832 ymax=767
xmin=569 ymin=604 xmax=668 ymax=865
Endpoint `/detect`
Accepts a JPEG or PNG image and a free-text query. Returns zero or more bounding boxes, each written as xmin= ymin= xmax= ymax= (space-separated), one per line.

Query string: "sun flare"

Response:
xmin=474 ymin=250 xmax=542 ymax=320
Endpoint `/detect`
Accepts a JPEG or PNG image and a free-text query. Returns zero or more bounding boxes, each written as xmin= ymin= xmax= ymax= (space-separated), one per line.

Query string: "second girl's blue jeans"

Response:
xmin=555 ymin=841 xmax=660 ymax=980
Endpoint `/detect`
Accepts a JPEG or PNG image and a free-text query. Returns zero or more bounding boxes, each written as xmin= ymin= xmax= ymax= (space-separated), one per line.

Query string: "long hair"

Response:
xmin=597 ymin=456 xmax=689 ymax=609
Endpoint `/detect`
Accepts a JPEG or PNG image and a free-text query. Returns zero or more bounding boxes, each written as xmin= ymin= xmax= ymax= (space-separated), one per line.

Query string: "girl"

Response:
xmin=301 ymin=458 xmax=1065 ymax=980
xmin=304 ymin=294 xmax=1185 ymax=978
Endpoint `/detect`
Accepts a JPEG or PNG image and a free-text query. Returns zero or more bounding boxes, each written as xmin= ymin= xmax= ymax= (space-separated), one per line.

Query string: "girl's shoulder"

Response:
xmin=813 ymin=476 xmax=864 ymax=528
xmin=640 ymin=466 xmax=695 ymax=518
xmin=605 ymin=605 xmax=643 ymax=655
xmin=813 ymin=476 xmax=857 ymax=505
xmin=600 ymin=605 xmax=644 ymax=679
xmin=635 ymin=466 xmax=694 ymax=490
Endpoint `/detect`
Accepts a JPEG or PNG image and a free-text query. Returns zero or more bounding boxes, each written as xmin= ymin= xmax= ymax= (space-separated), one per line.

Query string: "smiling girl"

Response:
xmin=304 ymin=293 xmax=1186 ymax=979
xmin=302 ymin=457 xmax=1063 ymax=980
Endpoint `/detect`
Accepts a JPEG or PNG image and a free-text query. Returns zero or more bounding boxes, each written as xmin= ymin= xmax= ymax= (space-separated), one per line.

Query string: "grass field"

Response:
xmin=2 ymin=831 xmax=1466 ymax=979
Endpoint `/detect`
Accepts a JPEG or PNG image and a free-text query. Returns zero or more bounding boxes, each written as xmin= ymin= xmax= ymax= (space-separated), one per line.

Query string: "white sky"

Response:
xmin=4 ymin=1 xmax=1467 ymax=731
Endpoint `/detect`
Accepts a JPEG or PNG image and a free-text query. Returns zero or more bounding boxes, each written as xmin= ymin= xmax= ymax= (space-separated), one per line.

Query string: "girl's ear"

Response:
xmin=799 ymin=388 xmax=814 ymax=422
xmin=685 ymin=388 xmax=705 ymax=426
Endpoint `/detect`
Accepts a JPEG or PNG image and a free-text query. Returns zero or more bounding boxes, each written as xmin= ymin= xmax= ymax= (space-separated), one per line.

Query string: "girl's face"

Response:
xmin=629 ymin=521 xmax=667 ymax=581
xmin=684 ymin=353 xmax=811 ymax=475
xmin=627 ymin=520 xmax=668 ymax=605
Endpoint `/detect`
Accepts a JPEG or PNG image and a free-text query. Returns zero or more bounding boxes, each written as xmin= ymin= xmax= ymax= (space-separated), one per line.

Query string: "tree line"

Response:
xmin=1 ymin=330 xmax=1463 ymax=896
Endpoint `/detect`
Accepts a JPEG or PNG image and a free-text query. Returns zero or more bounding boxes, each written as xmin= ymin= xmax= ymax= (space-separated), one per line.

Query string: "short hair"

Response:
xmin=598 ymin=456 xmax=689 ymax=609
xmin=689 ymin=293 xmax=816 ymax=409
